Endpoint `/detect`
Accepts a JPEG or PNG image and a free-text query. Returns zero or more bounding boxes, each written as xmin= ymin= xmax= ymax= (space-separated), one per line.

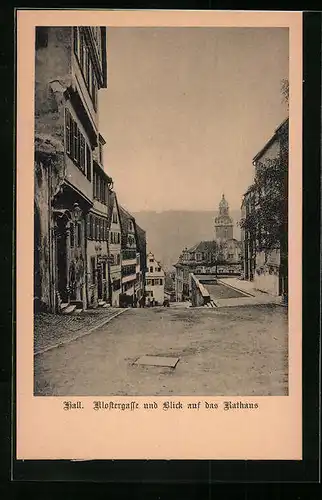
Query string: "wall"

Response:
xmin=254 ymin=248 xmax=281 ymax=296
xmin=34 ymin=161 xmax=51 ymax=310
xmin=190 ymin=274 xmax=210 ymax=307
xmin=146 ymin=253 xmax=165 ymax=304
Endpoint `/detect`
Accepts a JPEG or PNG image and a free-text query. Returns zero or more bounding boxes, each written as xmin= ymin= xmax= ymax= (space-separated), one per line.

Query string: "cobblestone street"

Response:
xmin=34 ymin=308 xmax=123 ymax=354
xmin=34 ymin=304 xmax=288 ymax=396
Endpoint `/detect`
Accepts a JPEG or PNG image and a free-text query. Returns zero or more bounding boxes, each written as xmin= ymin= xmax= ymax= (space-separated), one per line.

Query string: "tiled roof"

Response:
xmin=187 ymin=240 xmax=218 ymax=253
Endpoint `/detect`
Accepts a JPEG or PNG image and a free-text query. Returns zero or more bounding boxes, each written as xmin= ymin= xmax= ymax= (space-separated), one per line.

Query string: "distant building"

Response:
xmin=119 ymin=206 xmax=137 ymax=304
xmin=214 ymin=194 xmax=234 ymax=241
xmin=145 ymin=252 xmax=165 ymax=305
xmin=241 ymin=118 xmax=288 ymax=297
xmin=174 ymin=195 xmax=241 ymax=302
xmin=107 ymin=191 xmax=122 ymax=307
xmin=134 ymin=223 xmax=147 ymax=304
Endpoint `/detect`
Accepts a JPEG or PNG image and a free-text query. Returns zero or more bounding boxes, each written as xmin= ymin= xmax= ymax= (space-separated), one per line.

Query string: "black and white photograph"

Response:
xmin=33 ymin=25 xmax=289 ymax=397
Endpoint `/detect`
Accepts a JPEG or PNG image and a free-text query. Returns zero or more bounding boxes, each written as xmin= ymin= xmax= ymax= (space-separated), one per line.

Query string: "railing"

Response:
xmin=190 ymin=273 xmax=211 ymax=307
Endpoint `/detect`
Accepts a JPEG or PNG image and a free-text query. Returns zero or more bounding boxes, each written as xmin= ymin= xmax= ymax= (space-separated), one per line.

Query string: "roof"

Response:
xmin=135 ymin=223 xmax=146 ymax=254
xmin=107 ymin=191 xmax=121 ymax=229
xmin=253 ymin=117 xmax=289 ymax=163
xmin=186 ymin=240 xmax=218 ymax=253
xmin=119 ymin=205 xmax=136 ymax=249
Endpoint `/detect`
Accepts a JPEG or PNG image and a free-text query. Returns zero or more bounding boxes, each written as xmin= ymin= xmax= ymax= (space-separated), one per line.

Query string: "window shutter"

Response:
xmin=86 ymin=144 xmax=91 ymax=181
xmin=65 ymin=108 xmax=71 ymax=155
xmin=87 ymin=215 xmax=90 ymax=239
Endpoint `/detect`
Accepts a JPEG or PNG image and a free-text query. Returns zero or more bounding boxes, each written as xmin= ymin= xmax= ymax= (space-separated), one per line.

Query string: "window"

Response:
xmin=77 ymin=223 xmax=82 ymax=247
xmin=86 ymin=216 xmax=91 ymax=239
xmin=112 ymin=212 xmax=118 ymax=224
xmin=99 ymin=141 xmax=103 ymax=165
xmin=151 ymin=279 xmax=155 ymax=286
xmin=91 ymin=257 xmax=96 ymax=284
xmin=86 ymin=144 xmax=91 ymax=181
xmin=79 ymin=135 xmax=85 ymax=173
xmin=116 ymin=254 xmax=120 ymax=265
xmin=95 ymin=217 xmax=99 ymax=241
xmin=70 ymin=223 xmax=74 ymax=247
xmin=65 ymin=109 xmax=71 ymax=154
xmin=149 ymin=258 xmax=154 ymax=263
xmin=149 ymin=266 xmax=153 ymax=273
xmin=159 ymin=279 xmax=163 ymax=286
xmin=157 ymin=267 xmax=161 ymax=272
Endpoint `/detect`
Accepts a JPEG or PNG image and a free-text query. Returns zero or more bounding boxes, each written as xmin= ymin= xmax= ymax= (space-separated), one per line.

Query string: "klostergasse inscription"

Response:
xmin=62 ymin=400 xmax=259 ymax=411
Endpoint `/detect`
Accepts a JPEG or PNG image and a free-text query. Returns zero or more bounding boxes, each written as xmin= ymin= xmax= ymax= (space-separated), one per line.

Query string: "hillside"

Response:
xmin=133 ymin=210 xmax=241 ymax=271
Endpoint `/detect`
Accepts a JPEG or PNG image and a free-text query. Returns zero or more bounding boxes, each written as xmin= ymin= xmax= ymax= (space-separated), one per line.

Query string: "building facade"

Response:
xmin=107 ymin=191 xmax=122 ymax=307
xmin=145 ymin=252 xmax=165 ymax=305
xmin=134 ymin=223 xmax=147 ymax=304
xmin=241 ymin=118 xmax=288 ymax=297
xmin=34 ymin=26 xmax=109 ymax=313
xmin=119 ymin=206 xmax=137 ymax=305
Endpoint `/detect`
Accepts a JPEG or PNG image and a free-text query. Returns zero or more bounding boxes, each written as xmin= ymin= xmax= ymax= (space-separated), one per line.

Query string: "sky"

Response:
xmin=98 ymin=27 xmax=288 ymax=213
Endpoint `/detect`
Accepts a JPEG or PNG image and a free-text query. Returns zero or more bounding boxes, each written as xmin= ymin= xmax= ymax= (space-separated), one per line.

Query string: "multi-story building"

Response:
xmin=241 ymin=118 xmax=288 ymax=297
xmin=107 ymin=191 xmax=122 ymax=307
xmin=134 ymin=223 xmax=147 ymax=304
xmin=34 ymin=26 xmax=109 ymax=313
xmin=145 ymin=252 xmax=165 ymax=305
xmin=86 ymin=134 xmax=113 ymax=308
xmin=119 ymin=206 xmax=137 ymax=305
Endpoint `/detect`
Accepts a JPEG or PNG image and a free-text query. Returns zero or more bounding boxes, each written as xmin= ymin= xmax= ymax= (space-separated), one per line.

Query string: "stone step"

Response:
xmin=98 ymin=301 xmax=107 ymax=307
xmin=102 ymin=303 xmax=110 ymax=308
xmin=60 ymin=303 xmax=69 ymax=311
xmin=62 ymin=304 xmax=76 ymax=315
xmin=74 ymin=308 xmax=83 ymax=314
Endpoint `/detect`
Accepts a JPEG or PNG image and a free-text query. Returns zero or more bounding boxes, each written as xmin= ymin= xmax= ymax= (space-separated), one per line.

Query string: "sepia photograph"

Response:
xmin=33 ymin=25 xmax=289 ymax=398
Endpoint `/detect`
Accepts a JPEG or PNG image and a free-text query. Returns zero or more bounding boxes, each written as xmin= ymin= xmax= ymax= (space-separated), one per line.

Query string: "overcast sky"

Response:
xmin=98 ymin=27 xmax=288 ymax=213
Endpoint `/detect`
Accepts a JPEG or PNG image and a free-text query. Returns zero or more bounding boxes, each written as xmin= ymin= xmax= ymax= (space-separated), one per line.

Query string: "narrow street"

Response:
xmin=34 ymin=304 xmax=288 ymax=397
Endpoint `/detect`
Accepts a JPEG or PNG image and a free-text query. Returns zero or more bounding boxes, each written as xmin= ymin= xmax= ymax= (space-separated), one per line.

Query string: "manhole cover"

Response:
xmin=135 ymin=356 xmax=180 ymax=368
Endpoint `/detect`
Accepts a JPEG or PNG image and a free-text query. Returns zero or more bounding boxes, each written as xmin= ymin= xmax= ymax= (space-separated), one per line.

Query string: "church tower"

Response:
xmin=214 ymin=194 xmax=234 ymax=241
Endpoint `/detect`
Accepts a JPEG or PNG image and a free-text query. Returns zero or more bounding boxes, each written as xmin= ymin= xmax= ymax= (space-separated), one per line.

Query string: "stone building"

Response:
xmin=214 ymin=194 xmax=234 ymax=241
xmin=134 ymin=223 xmax=147 ymax=304
xmin=34 ymin=26 xmax=109 ymax=313
xmin=241 ymin=118 xmax=288 ymax=297
xmin=119 ymin=206 xmax=138 ymax=304
xmin=86 ymin=134 xmax=113 ymax=308
xmin=145 ymin=252 xmax=165 ymax=305
xmin=107 ymin=191 xmax=122 ymax=307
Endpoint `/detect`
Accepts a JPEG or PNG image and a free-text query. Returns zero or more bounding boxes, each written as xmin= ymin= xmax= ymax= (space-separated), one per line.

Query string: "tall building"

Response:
xmin=214 ymin=194 xmax=234 ymax=241
xmin=241 ymin=118 xmax=288 ymax=297
xmin=34 ymin=26 xmax=110 ymax=313
xmin=107 ymin=191 xmax=122 ymax=307
xmin=119 ymin=206 xmax=138 ymax=304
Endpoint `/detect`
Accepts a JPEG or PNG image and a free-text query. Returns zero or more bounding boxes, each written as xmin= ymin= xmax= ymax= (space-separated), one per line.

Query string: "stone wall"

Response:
xmin=190 ymin=273 xmax=211 ymax=307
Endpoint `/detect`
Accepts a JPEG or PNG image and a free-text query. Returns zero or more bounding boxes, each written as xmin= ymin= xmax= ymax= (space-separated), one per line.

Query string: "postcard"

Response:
xmin=16 ymin=9 xmax=302 ymax=460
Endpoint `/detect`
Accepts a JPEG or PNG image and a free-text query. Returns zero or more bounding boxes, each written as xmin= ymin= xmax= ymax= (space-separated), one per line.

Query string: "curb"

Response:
xmin=34 ymin=309 xmax=128 ymax=356
xmin=216 ymin=279 xmax=255 ymax=297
